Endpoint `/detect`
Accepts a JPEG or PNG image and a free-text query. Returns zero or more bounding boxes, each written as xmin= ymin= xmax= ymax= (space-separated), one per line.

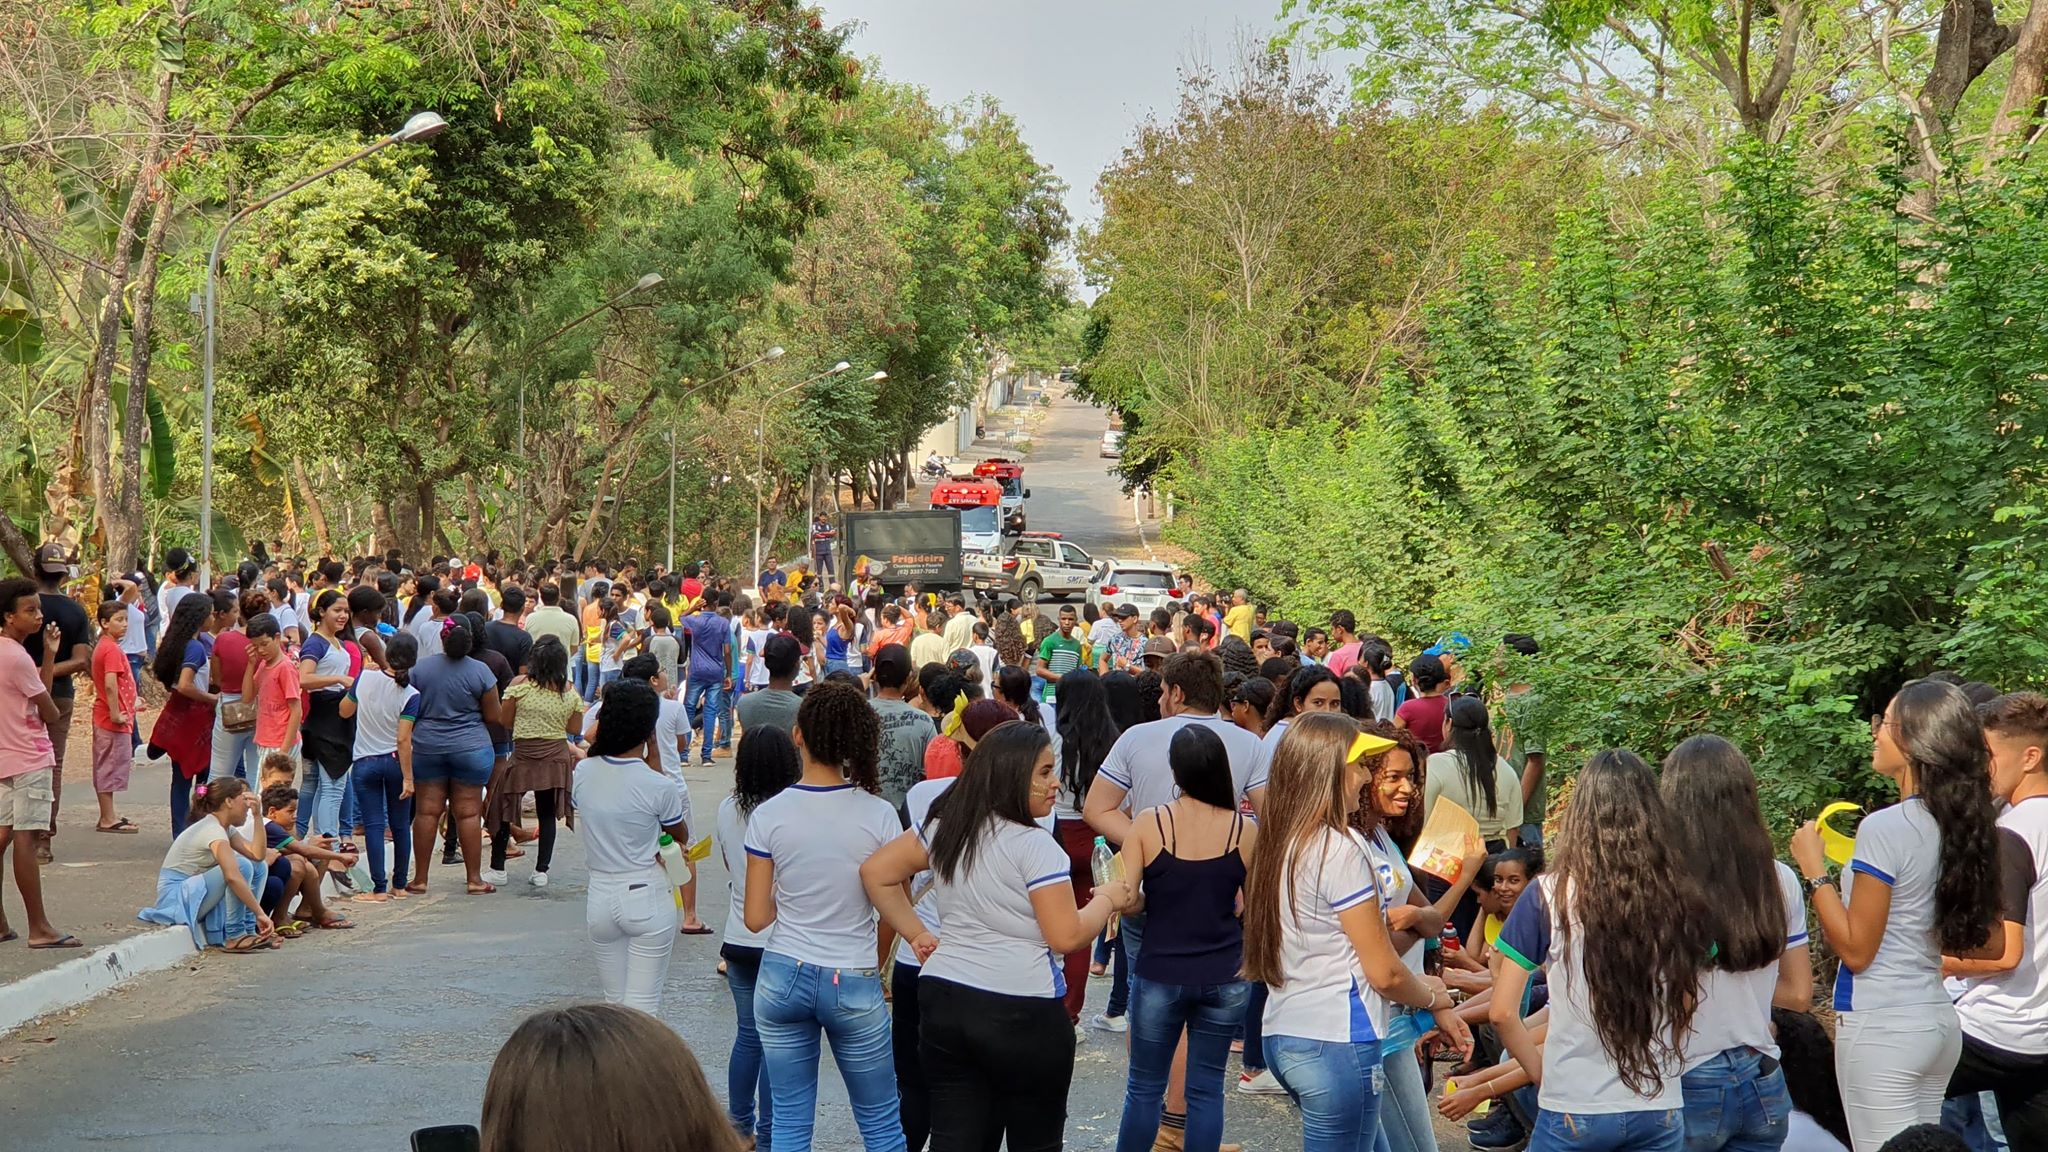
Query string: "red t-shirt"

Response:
xmin=1396 ymin=693 xmax=1451 ymax=754
xmin=254 ymin=656 xmax=303 ymax=748
xmin=680 ymin=577 xmax=703 ymax=602
xmin=91 ymin=636 xmax=137 ymax=732
xmin=214 ymin=629 xmax=253 ymax=699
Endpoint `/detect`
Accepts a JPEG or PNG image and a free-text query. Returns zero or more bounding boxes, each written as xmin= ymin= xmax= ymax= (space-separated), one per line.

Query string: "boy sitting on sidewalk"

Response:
xmin=90 ymin=600 xmax=139 ymax=833
xmin=257 ymin=782 xmax=355 ymax=933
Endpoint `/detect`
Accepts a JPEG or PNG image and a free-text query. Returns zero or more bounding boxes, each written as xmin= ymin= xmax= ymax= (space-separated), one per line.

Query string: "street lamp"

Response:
xmin=753 ymin=360 xmax=850 ymax=583
xmin=665 ymin=345 xmax=787 ymax=570
xmin=514 ymin=271 xmax=669 ymax=546
xmin=198 ymin=111 xmax=447 ymax=588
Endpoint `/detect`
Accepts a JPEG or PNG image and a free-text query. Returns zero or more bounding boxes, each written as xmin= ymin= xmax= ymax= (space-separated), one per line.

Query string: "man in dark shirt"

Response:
xmin=21 ymin=543 xmax=90 ymax=862
xmin=485 ymin=586 xmax=534 ymax=673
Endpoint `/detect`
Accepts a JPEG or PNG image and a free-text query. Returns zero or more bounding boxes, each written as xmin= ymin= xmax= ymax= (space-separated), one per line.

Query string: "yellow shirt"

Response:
xmin=1223 ymin=603 xmax=1255 ymax=642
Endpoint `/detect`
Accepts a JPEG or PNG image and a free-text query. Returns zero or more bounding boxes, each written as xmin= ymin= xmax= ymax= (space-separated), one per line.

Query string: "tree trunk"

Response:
xmin=0 ymin=510 xmax=39 ymax=577
xmin=372 ymin=499 xmax=397 ymax=556
xmin=107 ymin=188 xmax=176 ymax=573
xmin=463 ymin=473 xmax=489 ymax=556
xmin=1904 ymin=0 xmax=2016 ymax=212
xmin=1987 ymin=0 xmax=2048 ymax=161
xmin=571 ymin=459 xmax=615 ymax=562
xmin=293 ymin=458 xmax=332 ymax=556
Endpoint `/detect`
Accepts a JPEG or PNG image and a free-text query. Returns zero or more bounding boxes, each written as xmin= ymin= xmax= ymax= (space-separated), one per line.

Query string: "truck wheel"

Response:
xmin=1019 ymin=577 xmax=1042 ymax=602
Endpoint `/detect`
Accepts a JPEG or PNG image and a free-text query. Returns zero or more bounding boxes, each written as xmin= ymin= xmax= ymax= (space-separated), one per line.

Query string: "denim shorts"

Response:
xmin=411 ymin=746 xmax=494 ymax=787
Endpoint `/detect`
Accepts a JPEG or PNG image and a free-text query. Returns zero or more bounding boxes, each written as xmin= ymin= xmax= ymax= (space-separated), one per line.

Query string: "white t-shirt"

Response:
xmin=119 ymin=604 xmax=148 ymax=655
xmin=584 ymin=696 xmax=692 ymax=833
xmin=1833 ymin=798 xmax=1945 ymax=1012
xmin=1682 ymin=862 xmax=1808 ymax=1069
xmin=1956 ymin=796 xmax=2048 ymax=1054
xmin=1782 ymin=1111 xmax=1850 ymax=1152
xmin=163 ymin=817 xmax=229 ymax=877
xmin=1100 ymin=712 xmax=1266 ymax=815
xmin=896 ymin=778 xmax=953 ymax=968
xmin=1369 ymin=680 xmax=1396 ymax=725
xmin=918 ymin=814 xmax=1072 ymax=998
xmin=271 ymin=601 xmax=302 ymax=642
xmin=742 ymin=627 xmax=774 ymax=687
xmin=348 ymin=668 xmax=420 ymax=759
xmin=571 ymin=754 xmax=685 ymax=875
xmin=1260 ymin=826 xmax=1387 ymax=1044
xmin=158 ymin=582 xmax=193 ymax=628
xmin=1422 ymin=751 xmax=1525 ymax=842
xmin=970 ymin=644 xmax=999 ymax=688
xmin=719 ymin=796 xmax=772 ymax=949
xmin=1498 ymin=873 xmax=1685 ymax=1113
xmin=408 ymin=610 xmax=445 ymax=660
xmin=1360 ymin=825 xmax=1429 ymax=1052
xmin=744 ymin=783 xmax=902 ymax=967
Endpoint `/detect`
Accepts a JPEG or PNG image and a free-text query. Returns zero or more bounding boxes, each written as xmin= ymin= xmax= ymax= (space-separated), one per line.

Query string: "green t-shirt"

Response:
xmin=1036 ymin=631 xmax=1083 ymax=703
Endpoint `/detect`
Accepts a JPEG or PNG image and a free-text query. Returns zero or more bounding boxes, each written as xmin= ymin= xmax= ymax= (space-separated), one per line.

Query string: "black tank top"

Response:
xmin=1136 ymin=807 xmax=1247 ymax=986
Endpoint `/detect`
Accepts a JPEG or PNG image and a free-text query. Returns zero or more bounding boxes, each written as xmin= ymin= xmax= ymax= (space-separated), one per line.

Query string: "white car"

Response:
xmin=1100 ymin=429 xmax=1124 ymax=458
xmin=1086 ymin=559 xmax=1179 ymax=616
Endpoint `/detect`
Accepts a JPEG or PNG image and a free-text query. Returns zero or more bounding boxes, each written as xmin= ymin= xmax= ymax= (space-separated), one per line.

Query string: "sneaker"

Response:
xmin=1237 ymin=1069 xmax=1287 ymax=1096
xmin=530 ymin=872 xmax=549 ymax=889
xmin=441 ymin=849 xmax=460 ymax=866
xmin=1075 ymin=1024 xmax=1088 ymax=1044
xmin=480 ymin=868 xmax=509 ymax=886
xmin=1468 ymin=1120 xmax=1528 ymax=1151
xmin=1090 ymin=1012 xmax=1128 ymax=1034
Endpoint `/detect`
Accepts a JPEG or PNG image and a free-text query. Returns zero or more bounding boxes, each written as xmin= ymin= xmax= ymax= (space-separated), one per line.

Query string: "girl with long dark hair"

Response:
xmin=341 ymin=631 xmax=419 ymax=901
xmin=1052 ymin=667 xmax=1123 ymax=1026
xmin=1791 ymin=680 xmax=2003 ymax=1150
xmin=865 ymin=721 xmax=1138 ymax=1152
xmin=1112 ymin=724 xmax=1258 ymax=1152
xmin=1242 ymin=712 xmax=1457 ymax=1152
xmin=490 ymin=634 xmax=582 ymax=888
xmin=1426 ymin=696 xmax=1522 ymax=849
xmin=718 ymin=725 xmax=802 ymax=1152
xmin=1662 ymin=734 xmax=1811 ymax=1152
xmin=995 ymin=664 xmax=1042 ymax=727
xmin=139 ymin=776 xmax=272 ymax=952
xmin=295 ymin=589 xmax=357 ymax=840
xmin=1490 ymin=749 xmax=1715 ymax=1151
xmin=151 ymin=593 xmax=223 ymax=835
xmin=742 ymin=679 xmax=904 ymax=1152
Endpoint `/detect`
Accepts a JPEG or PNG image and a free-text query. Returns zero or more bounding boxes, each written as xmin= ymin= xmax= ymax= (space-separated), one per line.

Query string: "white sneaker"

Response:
xmin=1237 ymin=1069 xmax=1286 ymax=1095
xmin=1075 ymin=1024 xmax=1088 ymax=1044
xmin=480 ymin=868 xmax=509 ymax=886
xmin=530 ymin=872 xmax=550 ymax=889
xmin=1090 ymin=1012 xmax=1128 ymax=1034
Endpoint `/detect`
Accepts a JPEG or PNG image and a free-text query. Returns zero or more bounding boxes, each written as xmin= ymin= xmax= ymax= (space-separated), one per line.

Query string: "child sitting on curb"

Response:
xmin=257 ymin=782 xmax=356 ymax=934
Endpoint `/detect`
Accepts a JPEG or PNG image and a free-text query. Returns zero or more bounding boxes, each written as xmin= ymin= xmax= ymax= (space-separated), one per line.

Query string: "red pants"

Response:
xmin=1055 ymin=816 xmax=1097 ymax=1024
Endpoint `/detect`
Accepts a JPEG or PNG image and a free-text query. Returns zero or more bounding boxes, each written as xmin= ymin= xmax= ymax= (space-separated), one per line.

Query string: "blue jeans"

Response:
xmin=1680 ymin=1047 xmax=1790 ymax=1152
xmin=684 ymin=679 xmax=724 ymax=763
xmin=1117 ymin=978 xmax=1249 ymax=1152
xmin=353 ymin=754 xmax=412 ymax=893
xmin=208 ymin=705 xmax=257 ymax=782
xmin=716 ymin=682 xmax=734 ymax=749
xmin=1242 ymin=982 xmax=1269 ymax=1072
xmin=1378 ymin=1046 xmax=1433 ymax=1152
xmin=1943 ymin=1093 xmax=2009 ymax=1152
xmin=573 ymin=651 xmax=596 ymax=701
xmin=725 ymin=953 xmax=773 ymax=1147
xmin=1096 ymin=927 xmax=1130 ymax=1018
xmin=1265 ymin=1035 xmax=1386 ymax=1152
xmin=307 ymin=765 xmax=352 ymax=838
xmin=754 ymin=952 xmax=904 ymax=1152
xmin=1531 ymin=1108 xmax=1684 ymax=1152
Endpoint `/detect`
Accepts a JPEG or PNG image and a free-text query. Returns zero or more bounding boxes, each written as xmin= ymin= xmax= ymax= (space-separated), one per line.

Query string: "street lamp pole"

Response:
xmin=753 ymin=361 xmax=851 ymax=584
xmin=514 ymin=271 xmax=666 ymax=552
xmin=199 ymin=111 xmax=446 ymax=590
xmin=666 ymin=430 xmax=676 ymax=573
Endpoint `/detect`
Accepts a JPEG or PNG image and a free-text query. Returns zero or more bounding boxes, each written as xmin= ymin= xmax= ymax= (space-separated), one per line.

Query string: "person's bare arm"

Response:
xmin=1082 ymin=772 xmax=1134 ymax=846
xmin=1946 ymin=922 xmax=2027 ymax=978
xmin=862 ymin=832 xmax=936 ymax=956
xmin=102 ymin=666 xmax=129 ymax=728
xmin=743 ymin=854 xmax=777 ymax=934
xmin=1775 ymin=941 xmax=1814 ymax=1009
xmin=176 ymin=665 xmax=217 ymax=707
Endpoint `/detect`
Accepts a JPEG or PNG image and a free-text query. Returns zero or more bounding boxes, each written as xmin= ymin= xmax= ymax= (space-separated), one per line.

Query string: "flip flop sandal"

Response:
xmin=220 ymin=936 xmax=266 ymax=954
xmin=272 ymin=923 xmax=306 ymax=939
xmin=94 ymin=818 xmax=140 ymax=834
xmin=285 ymin=920 xmax=312 ymax=935
xmin=466 ymin=882 xmax=497 ymax=894
xmin=27 ymin=934 xmax=82 ymax=950
xmin=678 ymin=924 xmax=713 ymax=935
xmin=314 ymin=917 xmax=355 ymax=930
xmin=0 ymin=931 xmax=17 ymax=944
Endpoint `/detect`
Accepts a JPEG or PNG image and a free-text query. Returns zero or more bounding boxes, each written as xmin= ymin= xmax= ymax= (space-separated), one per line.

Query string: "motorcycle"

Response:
xmin=920 ymin=454 xmax=954 ymax=480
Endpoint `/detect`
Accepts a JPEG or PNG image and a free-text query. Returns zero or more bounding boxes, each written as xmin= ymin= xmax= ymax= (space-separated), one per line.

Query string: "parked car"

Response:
xmin=1100 ymin=429 xmax=1125 ymax=458
xmin=1086 ymin=559 xmax=1179 ymax=616
xmin=963 ymin=532 xmax=1097 ymax=601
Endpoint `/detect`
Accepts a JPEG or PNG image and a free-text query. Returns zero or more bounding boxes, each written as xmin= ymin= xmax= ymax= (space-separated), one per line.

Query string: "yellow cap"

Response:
xmin=1348 ymin=731 xmax=1397 ymax=763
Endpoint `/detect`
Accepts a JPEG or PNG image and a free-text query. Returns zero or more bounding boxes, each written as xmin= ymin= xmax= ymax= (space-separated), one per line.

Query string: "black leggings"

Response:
xmin=1947 ymin=1032 xmax=2048 ymax=1150
xmin=490 ymin=792 xmax=559 ymax=872
xmin=919 ymin=975 xmax=1074 ymax=1152
xmin=893 ymin=962 xmax=930 ymax=1152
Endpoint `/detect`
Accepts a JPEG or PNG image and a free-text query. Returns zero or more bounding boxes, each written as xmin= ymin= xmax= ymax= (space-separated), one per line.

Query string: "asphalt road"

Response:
xmin=1005 ymin=387 xmax=1149 ymax=561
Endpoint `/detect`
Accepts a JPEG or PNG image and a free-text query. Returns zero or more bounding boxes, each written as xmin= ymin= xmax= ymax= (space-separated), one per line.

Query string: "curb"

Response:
xmin=0 ymin=926 xmax=195 ymax=1037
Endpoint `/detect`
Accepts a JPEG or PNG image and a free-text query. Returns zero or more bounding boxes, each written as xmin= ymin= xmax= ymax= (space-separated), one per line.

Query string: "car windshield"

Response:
xmin=956 ymin=505 xmax=999 ymax=534
xmin=997 ymin=476 xmax=1023 ymax=499
xmin=1113 ymin=569 xmax=1173 ymax=590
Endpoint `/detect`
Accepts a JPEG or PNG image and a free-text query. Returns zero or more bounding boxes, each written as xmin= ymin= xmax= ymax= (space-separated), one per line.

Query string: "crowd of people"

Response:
xmin=0 ymin=536 xmax=2043 ymax=1152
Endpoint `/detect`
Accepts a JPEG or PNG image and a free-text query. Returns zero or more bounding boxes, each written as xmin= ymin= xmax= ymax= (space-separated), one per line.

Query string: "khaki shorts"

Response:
xmin=0 ymin=768 xmax=56 ymax=832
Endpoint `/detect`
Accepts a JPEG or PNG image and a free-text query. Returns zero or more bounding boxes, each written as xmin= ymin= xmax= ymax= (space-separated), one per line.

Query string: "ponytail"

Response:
xmin=442 ymin=616 xmax=474 ymax=661
xmin=190 ymin=778 xmax=249 ymax=821
xmin=383 ymin=632 xmax=419 ymax=689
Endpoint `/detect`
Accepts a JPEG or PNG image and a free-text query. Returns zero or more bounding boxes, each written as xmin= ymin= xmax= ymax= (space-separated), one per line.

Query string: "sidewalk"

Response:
xmin=0 ymin=704 xmax=199 ymax=1033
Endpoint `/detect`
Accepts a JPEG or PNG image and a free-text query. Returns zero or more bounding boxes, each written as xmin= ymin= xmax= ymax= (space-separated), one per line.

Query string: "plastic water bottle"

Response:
xmin=657 ymin=833 xmax=687 ymax=909
xmin=1091 ymin=836 xmax=1119 ymax=887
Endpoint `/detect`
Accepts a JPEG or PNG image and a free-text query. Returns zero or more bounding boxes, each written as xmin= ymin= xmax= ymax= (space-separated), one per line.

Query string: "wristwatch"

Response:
xmin=1801 ymin=872 xmax=1835 ymax=899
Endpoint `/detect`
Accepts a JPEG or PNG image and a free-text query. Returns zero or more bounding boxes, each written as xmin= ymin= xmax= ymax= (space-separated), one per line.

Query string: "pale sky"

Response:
xmin=820 ymin=0 xmax=1290 ymax=246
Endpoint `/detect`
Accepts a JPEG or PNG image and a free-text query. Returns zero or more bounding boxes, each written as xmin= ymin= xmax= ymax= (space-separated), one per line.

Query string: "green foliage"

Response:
xmin=1161 ymin=144 xmax=2048 ymax=829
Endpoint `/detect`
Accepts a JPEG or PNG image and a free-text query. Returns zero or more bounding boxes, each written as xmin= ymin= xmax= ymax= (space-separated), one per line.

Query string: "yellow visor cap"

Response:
xmin=1348 ymin=731 xmax=1397 ymax=763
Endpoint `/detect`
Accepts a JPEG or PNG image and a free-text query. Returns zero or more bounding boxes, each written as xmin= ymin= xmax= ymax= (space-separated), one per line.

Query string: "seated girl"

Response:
xmin=139 ymin=778 xmax=274 ymax=953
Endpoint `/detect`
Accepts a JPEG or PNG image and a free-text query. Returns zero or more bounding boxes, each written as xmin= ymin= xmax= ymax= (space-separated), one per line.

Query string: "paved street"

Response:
xmin=0 ymin=390 xmax=1471 ymax=1152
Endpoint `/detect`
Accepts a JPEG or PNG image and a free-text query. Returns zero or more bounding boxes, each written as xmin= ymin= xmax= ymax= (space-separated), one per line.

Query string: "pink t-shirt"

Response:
xmin=0 ymin=635 xmax=54 ymax=778
xmin=1324 ymin=641 xmax=1363 ymax=677
xmin=253 ymin=656 xmax=303 ymax=748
